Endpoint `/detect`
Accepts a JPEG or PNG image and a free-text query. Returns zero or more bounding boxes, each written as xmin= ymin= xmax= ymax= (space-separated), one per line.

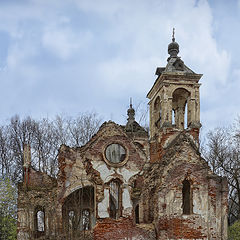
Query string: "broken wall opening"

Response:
xmin=62 ymin=186 xmax=95 ymax=238
xmin=109 ymin=179 xmax=121 ymax=219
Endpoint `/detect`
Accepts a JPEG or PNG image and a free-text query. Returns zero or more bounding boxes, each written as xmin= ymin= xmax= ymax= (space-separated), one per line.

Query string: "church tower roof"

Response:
xmin=155 ymin=28 xmax=195 ymax=76
xmin=147 ymin=29 xmax=202 ymax=138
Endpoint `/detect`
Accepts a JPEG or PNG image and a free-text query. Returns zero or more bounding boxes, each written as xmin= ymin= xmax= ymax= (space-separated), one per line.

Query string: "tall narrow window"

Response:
xmin=135 ymin=204 xmax=139 ymax=224
xmin=182 ymin=179 xmax=192 ymax=214
xmin=109 ymin=180 xmax=121 ymax=219
xmin=172 ymin=109 xmax=175 ymax=125
xmin=184 ymin=101 xmax=188 ymax=129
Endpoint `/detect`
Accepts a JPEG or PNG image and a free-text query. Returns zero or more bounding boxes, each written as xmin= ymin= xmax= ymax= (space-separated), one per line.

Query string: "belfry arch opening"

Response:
xmin=153 ymin=96 xmax=161 ymax=129
xmin=172 ymin=88 xmax=190 ymax=129
xmin=62 ymin=186 xmax=95 ymax=237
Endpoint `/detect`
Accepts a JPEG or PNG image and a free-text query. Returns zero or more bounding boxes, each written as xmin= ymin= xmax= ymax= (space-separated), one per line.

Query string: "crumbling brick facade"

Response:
xmin=17 ymin=36 xmax=228 ymax=240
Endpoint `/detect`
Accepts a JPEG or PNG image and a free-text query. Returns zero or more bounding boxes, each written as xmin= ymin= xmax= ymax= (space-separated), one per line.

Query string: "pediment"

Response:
xmin=160 ymin=132 xmax=208 ymax=168
xmin=80 ymin=121 xmax=130 ymax=151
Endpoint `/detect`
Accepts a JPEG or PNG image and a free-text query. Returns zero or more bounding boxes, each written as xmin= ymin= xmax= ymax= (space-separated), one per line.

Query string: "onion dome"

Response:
xmin=168 ymin=28 xmax=179 ymax=58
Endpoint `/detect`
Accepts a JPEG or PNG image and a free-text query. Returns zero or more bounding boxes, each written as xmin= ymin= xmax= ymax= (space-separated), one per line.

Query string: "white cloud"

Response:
xmin=74 ymin=0 xmax=124 ymax=16
xmin=42 ymin=28 xmax=93 ymax=60
xmin=233 ymin=68 xmax=240 ymax=79
xmin=98 ymin=57 xmax=157 ymax=95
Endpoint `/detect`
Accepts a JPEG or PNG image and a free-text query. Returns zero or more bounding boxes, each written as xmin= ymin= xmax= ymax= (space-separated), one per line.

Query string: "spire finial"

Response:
xmin=172 ymin=28 xmax=175 ymax=42
xmin=130 ymin=97 xmax=132 ymax=108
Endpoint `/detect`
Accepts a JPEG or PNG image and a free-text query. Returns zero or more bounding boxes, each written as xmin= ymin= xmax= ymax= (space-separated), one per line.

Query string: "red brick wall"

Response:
xmin=94 ymin=217 xmax=156 ymax=240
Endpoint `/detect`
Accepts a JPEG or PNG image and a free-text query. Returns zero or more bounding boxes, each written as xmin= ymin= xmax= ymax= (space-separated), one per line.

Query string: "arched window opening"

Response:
xmin=62 ymin=186 xmax=95 ymax=237
xmin=135 ymin=204 xmax=140 ymax=224
xmin=154 ymin=96 xmax=161 ymax=129
xmin=182 ymin=179 xmax=192 ymax=215
xmin=172 ymin=88 xmax=190 ymax=130
xmin=109 ymin=180 xmax=121 ymax=219
xmin=34 ymin=207 xmax=45 ymax=238
xmin=37 ymin=210 xmax=45 ymax=232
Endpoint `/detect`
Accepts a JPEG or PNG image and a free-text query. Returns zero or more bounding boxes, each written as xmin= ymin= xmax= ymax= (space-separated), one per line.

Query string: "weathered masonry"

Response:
xmin=17 ymin=34 xmax=228 ymax=240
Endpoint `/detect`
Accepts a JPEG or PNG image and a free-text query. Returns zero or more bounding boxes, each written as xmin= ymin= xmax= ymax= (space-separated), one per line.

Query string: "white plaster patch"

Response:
xmin=98 ymin=189 xmax=109 ymax=218
xmin=122 ymin=188 xmax=132 ymax=209
xmin=92 ymin=160 xmax=139 ymax=184
xmin=166 ymin=190 xmax=175 ymax=214
xmin=92 ymin=160 xmax=114 ymax=182
xmin=117 ymin=168 xmax=138 ymax=183
xmin=193 ymin=189 xmax=208 ymax=221
xmin=122 ymin=188 xmax=132 ymax=216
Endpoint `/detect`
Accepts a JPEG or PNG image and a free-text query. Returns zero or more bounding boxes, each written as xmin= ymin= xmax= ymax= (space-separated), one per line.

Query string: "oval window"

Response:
xmin=105 ymin=144 xmax=126 ymax=163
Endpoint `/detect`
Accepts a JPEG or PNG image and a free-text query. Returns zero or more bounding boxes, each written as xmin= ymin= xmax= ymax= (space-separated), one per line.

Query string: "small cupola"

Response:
xmin=125 ymin=99 xmax=148 ymax=136
xmin=168 ymin=28 xmax=179 ymax=59
xmin=127 ymin=99 xmax=135 ymax=125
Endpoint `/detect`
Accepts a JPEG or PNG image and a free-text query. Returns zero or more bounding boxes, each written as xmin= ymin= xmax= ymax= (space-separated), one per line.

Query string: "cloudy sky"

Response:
xmin=0 ymin=0 xmax=239 ymax=134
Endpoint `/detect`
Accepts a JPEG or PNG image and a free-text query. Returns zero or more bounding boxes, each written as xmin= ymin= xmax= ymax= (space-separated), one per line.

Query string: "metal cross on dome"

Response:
xmin=172 ymin=28 xmax=175 ymax=42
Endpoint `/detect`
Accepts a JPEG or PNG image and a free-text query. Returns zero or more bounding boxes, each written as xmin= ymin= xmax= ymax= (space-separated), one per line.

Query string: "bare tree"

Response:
xmin=8 ymin=115 xmax=37 ymax=182
xmin=204 ymin=119 xmax=240 ymax=224
xmin=134 ymin=101 xmax=149 ymax=130
xmin=67 ymin=112 xmax=102 ymax=147
xmin=32 ymin=118 xmax=58 ymax=176
xmin=0 ymin=112 xmax=102 ymax=182
xmin=53 ymin=115 xmax=69 ymax=146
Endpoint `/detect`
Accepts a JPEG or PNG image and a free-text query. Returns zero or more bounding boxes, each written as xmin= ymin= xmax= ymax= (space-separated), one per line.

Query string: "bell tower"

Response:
xmin=147 ymin=30 xmax=202 ymax=142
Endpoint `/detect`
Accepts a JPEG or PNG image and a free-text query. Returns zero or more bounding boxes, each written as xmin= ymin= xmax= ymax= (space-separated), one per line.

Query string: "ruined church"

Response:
xmin=17 ymin=35 xmax=228 ymax=239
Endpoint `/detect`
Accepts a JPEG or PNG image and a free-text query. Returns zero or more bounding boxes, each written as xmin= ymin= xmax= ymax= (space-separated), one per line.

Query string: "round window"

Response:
xmin=105 ymin=144 xmax=126 ymax=164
